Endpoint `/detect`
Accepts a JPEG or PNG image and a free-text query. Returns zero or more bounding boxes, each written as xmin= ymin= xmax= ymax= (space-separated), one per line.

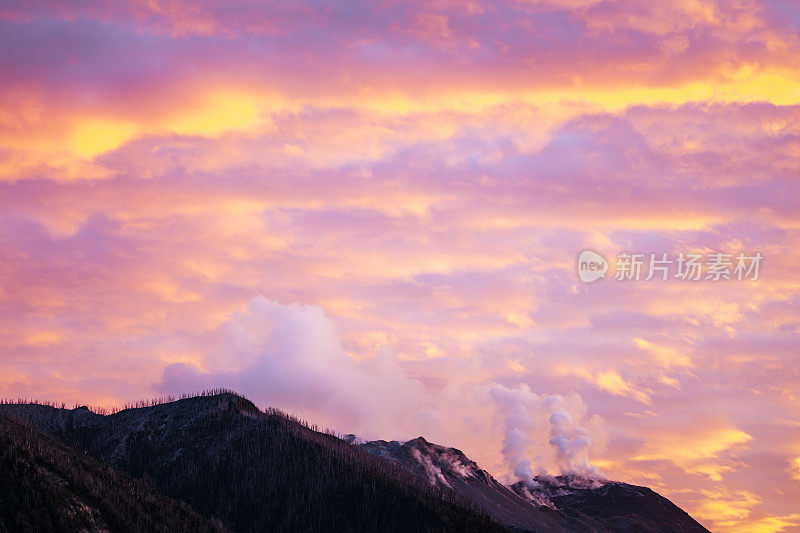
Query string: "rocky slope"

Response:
xmin=510 ymin=475 xmax=709 ymax=532
xmin=356 ymin=436 xmax=566 ymax=531
xmin=356 ymin=436 xmax=709 ymax=533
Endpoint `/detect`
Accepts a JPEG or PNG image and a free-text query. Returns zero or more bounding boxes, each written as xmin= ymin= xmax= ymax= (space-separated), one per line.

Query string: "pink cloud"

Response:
xmin=1 ymin=3 xmax=799 ymax=530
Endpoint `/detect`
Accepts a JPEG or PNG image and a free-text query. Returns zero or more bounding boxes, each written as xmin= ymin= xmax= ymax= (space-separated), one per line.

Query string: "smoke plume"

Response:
xmin=490 ymin=383 xmax=606 ymax=482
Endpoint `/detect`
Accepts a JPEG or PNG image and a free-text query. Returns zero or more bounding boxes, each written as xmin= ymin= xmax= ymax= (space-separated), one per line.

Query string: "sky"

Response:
xmin=1 ymin=0 xmax=799 ymax=530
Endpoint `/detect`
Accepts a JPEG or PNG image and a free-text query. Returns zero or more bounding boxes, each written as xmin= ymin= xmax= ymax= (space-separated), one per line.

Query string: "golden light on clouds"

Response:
xmin=1 ymin=0 xmax=799 ymax=529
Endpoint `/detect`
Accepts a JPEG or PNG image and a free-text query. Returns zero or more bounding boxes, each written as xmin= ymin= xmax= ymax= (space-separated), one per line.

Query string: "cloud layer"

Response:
xmin=1 ymin=1 xmax=800 ymax=530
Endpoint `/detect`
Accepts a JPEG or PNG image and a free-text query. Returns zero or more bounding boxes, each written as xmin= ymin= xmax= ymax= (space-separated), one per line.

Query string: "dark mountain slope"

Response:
xmin=0 ymin=413 xmax=226 ymax=533
xmin=358 ymin=436 xmax=566 ymax=532
xmin=357 ymin=437 xmax=709 ymax=533
xmin=511 ymin=476 xmax=709 ymax=533
xmin=2 ymin=392 xmax=709 ymax=533
xmin=2 ymin=393 xmax=504 ymax=533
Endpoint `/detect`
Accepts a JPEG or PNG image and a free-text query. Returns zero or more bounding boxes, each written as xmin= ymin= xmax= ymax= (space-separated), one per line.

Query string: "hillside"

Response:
xmin=511 ymin=476 xmax=709 ymax=532
xmin=357 ymin=436 xmax=709 ymax=533
xmin=1 ymin=393 xmax=502 ymax=533
xmin=1 ymin=392 xmax=710 ymax=532
xmin=0 ymin=413 xmax=226 ymax=533
xmin=358 ymin=436 xmax=566 ymax=531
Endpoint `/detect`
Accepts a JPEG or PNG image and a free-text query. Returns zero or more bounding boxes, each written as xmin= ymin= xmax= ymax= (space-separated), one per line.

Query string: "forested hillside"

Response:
xmin=1 ymin=392 xmax=503 ymax=533
xmin=0 ymin=414 xmax=226 ymax=533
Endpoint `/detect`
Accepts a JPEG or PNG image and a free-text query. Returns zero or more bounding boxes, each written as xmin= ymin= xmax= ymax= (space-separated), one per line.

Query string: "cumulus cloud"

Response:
xmin=159 ymin=296 xmax=431 ymax=437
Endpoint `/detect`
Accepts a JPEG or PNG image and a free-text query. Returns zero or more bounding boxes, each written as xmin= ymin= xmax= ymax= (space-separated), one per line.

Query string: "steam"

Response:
xmin=490 ymin=384 xmax=606 ymax=483
xmin=438 ymin=450 xmax=475 ymax=478
xmin=516 ymin=482 xmax=557 ymax=508
xmin=546 ymin=397 xmax=600 ymax=476
xmin=516 ymin=473 xmax=606 ymax=507
xmin=411 ymin=448 xmax=451 ymax=487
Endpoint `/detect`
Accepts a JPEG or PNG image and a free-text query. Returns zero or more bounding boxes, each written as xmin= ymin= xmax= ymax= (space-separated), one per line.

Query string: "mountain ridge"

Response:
xmin=1 ymin=391 xmax=709 ymax=532
xmin=2 ymin=392 xmax=501 ymax=532
xmin=354 ymin=433 xmax=709 ymax=533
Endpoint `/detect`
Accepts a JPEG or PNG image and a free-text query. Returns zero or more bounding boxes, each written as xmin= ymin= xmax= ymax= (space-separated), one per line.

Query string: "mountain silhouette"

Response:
xmin=355 ymin=435 xmax=708 ymax=532
xmin=0 ymin=413 xmax=225 ymax=532
xmin=1 ymin=391 xmax=708 ymax=532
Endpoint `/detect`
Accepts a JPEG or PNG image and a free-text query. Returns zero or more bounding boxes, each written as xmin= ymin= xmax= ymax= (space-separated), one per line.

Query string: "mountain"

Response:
xmin=0 ymin=413 xmax=226 ymax=533
xmin=355 ymin=437 xmax=710 ymax=533
xmin=511 ymin=475 xmax=709 ymax=532
xmin=1 ymin=393 xmax=502 ymax=533
xmin=1 ymin=392 xmax=709 ymax=532
xmin=355 ymin=436 xmax=565 ymax=531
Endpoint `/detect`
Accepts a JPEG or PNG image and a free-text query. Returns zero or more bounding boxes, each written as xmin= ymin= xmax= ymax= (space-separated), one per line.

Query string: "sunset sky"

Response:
xmin=1 ymin=0 xmax=800 ymax=530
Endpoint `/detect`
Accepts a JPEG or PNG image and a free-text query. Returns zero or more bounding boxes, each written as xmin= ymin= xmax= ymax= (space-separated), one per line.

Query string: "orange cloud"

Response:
xmin=633 ymin=426 xmax=752 ymax=480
